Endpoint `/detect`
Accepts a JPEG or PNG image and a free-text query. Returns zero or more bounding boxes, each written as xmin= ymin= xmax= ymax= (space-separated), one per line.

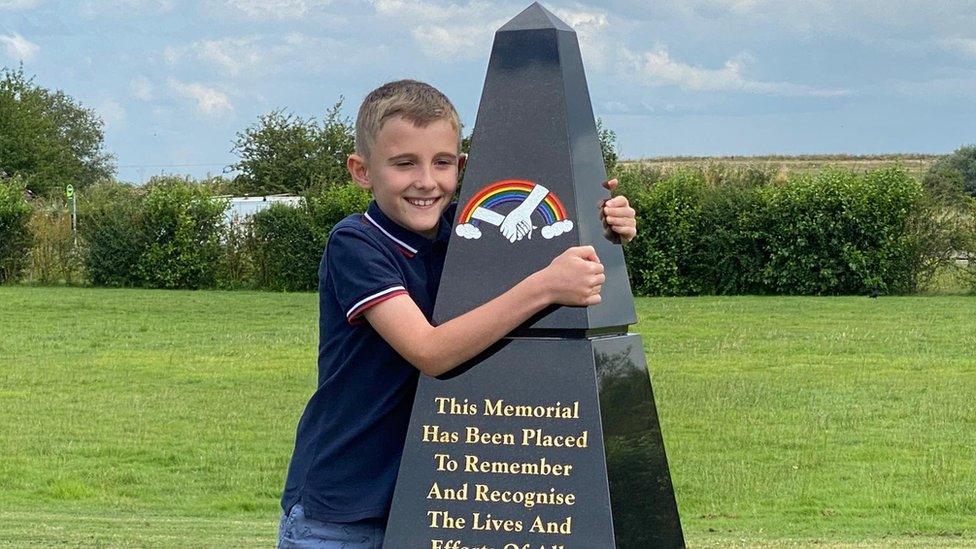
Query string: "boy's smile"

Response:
xmin=348 ymin=116 xmax=461 ymax=239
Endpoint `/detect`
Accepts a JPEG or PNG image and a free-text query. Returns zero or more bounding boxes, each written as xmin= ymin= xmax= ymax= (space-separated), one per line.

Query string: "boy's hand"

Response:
xmin=601 ymin=178 xmax=637 ymax=244
xmin=539 ymin=246 xmax=605 ymax=306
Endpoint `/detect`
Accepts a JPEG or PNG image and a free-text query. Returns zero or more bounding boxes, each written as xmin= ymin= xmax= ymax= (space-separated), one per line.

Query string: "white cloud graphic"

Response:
xmin=541 ymin=220 xmax=573 ymax=240
xmin=455 ymin=223 xmax=482 ymax=240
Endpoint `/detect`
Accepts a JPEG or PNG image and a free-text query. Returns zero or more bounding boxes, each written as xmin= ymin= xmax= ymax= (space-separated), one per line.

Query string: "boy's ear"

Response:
xmin=458 ymin=153 xmax=467 ymax=173
xmin=347 ymin=154 xmax=372 ymax=190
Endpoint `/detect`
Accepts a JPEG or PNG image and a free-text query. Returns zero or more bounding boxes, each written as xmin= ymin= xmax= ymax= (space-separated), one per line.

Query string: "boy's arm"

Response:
xmin=364 ymin=246 xmax=605 ymax=377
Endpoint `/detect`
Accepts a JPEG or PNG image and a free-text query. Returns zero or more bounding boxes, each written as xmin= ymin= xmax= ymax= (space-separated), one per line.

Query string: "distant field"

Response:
xmin=623 ymin=154 xmax=941 ymax=178
xmin=1 ymin=287 xmax=974 ymax=547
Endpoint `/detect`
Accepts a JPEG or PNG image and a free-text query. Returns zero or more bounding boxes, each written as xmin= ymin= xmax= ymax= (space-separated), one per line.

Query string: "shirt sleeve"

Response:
xmin=326 ymin=227 xmax=409 ymax=324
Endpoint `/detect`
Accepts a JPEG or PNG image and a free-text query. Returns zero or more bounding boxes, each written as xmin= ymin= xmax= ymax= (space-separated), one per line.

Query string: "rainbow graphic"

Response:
xmin=458 ymin=179 xmax=568 ymax=226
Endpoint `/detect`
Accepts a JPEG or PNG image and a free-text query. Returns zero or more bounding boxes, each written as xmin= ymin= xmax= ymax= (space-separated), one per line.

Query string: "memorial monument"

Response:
xmin=385 ymin=3 xmax=684 ymax=547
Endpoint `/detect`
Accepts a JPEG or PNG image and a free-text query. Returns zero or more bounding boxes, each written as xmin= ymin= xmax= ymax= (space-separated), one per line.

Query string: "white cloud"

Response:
xmin=938 ymin=38 xmax=976 ymax=58
xmin=196 ymin=37 xmax=263 ymax=76
xmin=602 ymin=101 xmax=630 ymax=113
xmin=0 ymin=0 xmax=41 ymax=9
xmin=164 ymin=32 xmax=364 ymax=77
xmin=552 ymin=6 xmax=610 ymax=69
xmin=374 ymin=0 xmax=503 ymax=61
xmin=130 ymin=76 xmax=153 ymax=101
xmin=0 ymin=32 xmax=39 ymax=61
xmin=168 ymin=79 xmax=234 ymax=116
xmin=877 ymin=76 xmax=976 ymax=99
xmin=374 ymin=0 xmax=469 ymax=21
xmin=222 ymin=0 xmax=330 ymax=19
xmin=411 ymin=21 xmax=501 ymax=60
xmin=78 ymin=0 xmax=173 ymax=17
xmin=163 ymin=45 xmax=182 ymax=65
xmin=620 ymin=44 xmax=848 ymax=98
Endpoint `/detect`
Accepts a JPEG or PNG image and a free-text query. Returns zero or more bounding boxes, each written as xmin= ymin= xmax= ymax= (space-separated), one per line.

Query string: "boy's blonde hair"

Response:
xmin=355 ymin=79 xmax=462 ymax=159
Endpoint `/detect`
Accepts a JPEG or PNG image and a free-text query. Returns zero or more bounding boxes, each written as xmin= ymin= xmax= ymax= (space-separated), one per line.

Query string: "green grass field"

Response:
xmin=1 ymin=287 xmax=974 ymax=547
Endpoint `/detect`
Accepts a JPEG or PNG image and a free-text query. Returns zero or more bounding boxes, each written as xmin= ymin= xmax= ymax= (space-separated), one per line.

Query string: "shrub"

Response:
xmin=620 ymin=169 xmax=706 ymax=296
xmin=928 ymin=145 xmax=976 ymax=197
xmin=761 ymin=168 xmax=924 ymax=294
xmin=26 ymin=200 xmax=83 ymax=284
xmin=922 ymin=162 xmax=967 ymax=205
xmin=697 ymin=182 xmax=767 ymax=294
xmin=216 ymin=220 xmax=258 ymax=290
xmin=78 ymin=181 xmax=145 ymax=287
xmin=619 ymin=164 xmax=936 ymax=296
xmin=137 ymin=177 xmax=226 ymax=289
xmin=251 ymin=184 xmax=370 ymax=291
xmin=0 ymin=175 xmax=32 ymax=283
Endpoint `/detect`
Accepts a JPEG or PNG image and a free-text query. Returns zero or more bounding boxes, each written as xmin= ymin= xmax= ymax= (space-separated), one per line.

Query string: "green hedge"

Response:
xmin=620 ymin=166 xmax=942 ymax=296
xmin=79 ymin=181 xmax=145 ymax=286
xmin=20 ymin=166 xmax=974 ymax=295
xmin=79 ymin=177 xmax=225 ymax=289
xmin=0 ymin=177 xmax=33 ymax=283
xmin=76 ymin=178 xmax=369 ymax=291
xmin=250 ymin=184 xmax=370 ymax=291
xmin=137 ymin=178 xmax=226 ymax=289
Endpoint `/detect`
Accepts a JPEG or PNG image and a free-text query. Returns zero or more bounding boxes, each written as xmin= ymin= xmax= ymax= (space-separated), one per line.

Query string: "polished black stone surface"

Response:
xmin=433 ymin=2 xmax=636 ymax=334
xmin=596 ymin=335 xmax=684 ymax=548
xmin=384 ymin=336 xmax=684 ymax=548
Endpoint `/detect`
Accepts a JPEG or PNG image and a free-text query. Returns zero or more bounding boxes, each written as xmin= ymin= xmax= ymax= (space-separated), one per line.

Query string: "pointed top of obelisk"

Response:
xmin=433 ymin=0 xmax=636 ymax=334
xmin=498 ymin=2 xmax=574 ymax=33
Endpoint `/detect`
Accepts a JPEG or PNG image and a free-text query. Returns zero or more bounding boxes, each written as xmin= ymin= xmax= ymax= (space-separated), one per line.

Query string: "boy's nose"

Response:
xmin=414 ymin=169 xmax=438 ymax=190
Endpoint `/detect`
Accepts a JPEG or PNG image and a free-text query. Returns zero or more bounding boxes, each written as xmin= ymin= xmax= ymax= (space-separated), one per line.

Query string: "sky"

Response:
xmin=2 ymin=0 xmax=975 ymax=183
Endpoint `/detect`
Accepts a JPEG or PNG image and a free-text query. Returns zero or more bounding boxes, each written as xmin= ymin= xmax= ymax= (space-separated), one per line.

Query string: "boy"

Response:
xmin=278 ymin=80 xmax=636 ymax=548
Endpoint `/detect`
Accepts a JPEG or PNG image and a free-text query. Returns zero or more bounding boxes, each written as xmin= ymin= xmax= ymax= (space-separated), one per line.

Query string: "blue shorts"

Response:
xmin=276 ymin=504 xmax=385 ymax=548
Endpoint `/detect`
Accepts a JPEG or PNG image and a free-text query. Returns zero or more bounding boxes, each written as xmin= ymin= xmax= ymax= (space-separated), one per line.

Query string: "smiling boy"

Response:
xmin=277 ymin=80 xmax=636 ymax=548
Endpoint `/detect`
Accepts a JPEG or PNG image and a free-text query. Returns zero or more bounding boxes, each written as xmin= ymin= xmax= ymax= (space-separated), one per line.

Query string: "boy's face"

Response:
xmin=348 ymin=116 xmax=461 ymax=238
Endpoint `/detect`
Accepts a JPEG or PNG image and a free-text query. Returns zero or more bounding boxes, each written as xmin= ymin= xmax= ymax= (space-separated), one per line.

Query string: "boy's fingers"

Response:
xmin=604 ymin=205 xmax=635 ymax=219
xmin=602 ymin=178 xmax=618 ymax=191
xmin=574 ymin=245 xmax=600 ymax=263
xmin=605 ymin=215 xmax=637 ymax=227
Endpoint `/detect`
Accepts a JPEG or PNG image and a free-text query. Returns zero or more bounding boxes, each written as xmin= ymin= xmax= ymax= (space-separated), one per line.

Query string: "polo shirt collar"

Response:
xmin=364 ymin=200 xmax=451 ymax=255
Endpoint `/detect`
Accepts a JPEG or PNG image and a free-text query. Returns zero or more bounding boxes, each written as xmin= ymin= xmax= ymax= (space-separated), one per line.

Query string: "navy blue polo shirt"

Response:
xmin=281 ymin=200 xmax=455 ymax=523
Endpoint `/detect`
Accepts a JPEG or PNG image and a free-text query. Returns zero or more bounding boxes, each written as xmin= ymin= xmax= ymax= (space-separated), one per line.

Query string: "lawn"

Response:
xmin=0 ymin=287 xmax=974 ymax=547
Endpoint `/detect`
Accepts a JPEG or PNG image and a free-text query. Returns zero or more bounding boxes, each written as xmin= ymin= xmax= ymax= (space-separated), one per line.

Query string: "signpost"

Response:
xmin=66 ymin=184 xmax=77 ymax=246
xmin=385 ymin=4 xmax=684 ymax=548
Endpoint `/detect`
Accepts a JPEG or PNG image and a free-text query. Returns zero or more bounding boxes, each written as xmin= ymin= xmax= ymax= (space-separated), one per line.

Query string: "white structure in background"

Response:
xmin=221 ymin=194 xmax=303 ymax=226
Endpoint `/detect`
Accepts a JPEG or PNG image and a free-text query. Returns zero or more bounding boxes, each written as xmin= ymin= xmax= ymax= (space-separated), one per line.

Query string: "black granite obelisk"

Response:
xmin=385 ymin=4 xmax=684 ymax=548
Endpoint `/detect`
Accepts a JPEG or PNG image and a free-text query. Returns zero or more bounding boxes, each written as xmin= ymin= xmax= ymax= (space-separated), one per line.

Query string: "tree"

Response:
xmin=229 ymin=98 xmax=355 ymax=196
xmin=0 ymin=174 xmax=33 ymax=282
xmin=923 ymin=145 xmax=976 ymax=203
xmin=0 ymin=65 xmax=115 ymax=197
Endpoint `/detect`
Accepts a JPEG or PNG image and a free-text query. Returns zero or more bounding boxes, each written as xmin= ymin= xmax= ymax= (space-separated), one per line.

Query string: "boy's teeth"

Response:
xmin=408 ymin=198 xmax=436 ymax=206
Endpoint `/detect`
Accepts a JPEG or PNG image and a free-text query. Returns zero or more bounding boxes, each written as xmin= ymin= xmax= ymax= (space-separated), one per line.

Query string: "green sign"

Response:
xmin=65 ymin=184 xmax=74 ymax=198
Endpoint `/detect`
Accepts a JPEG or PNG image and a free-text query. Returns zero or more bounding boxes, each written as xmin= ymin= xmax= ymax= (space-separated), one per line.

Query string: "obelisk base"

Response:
xmin=385 ymin=334 xmax=684 ymax=548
